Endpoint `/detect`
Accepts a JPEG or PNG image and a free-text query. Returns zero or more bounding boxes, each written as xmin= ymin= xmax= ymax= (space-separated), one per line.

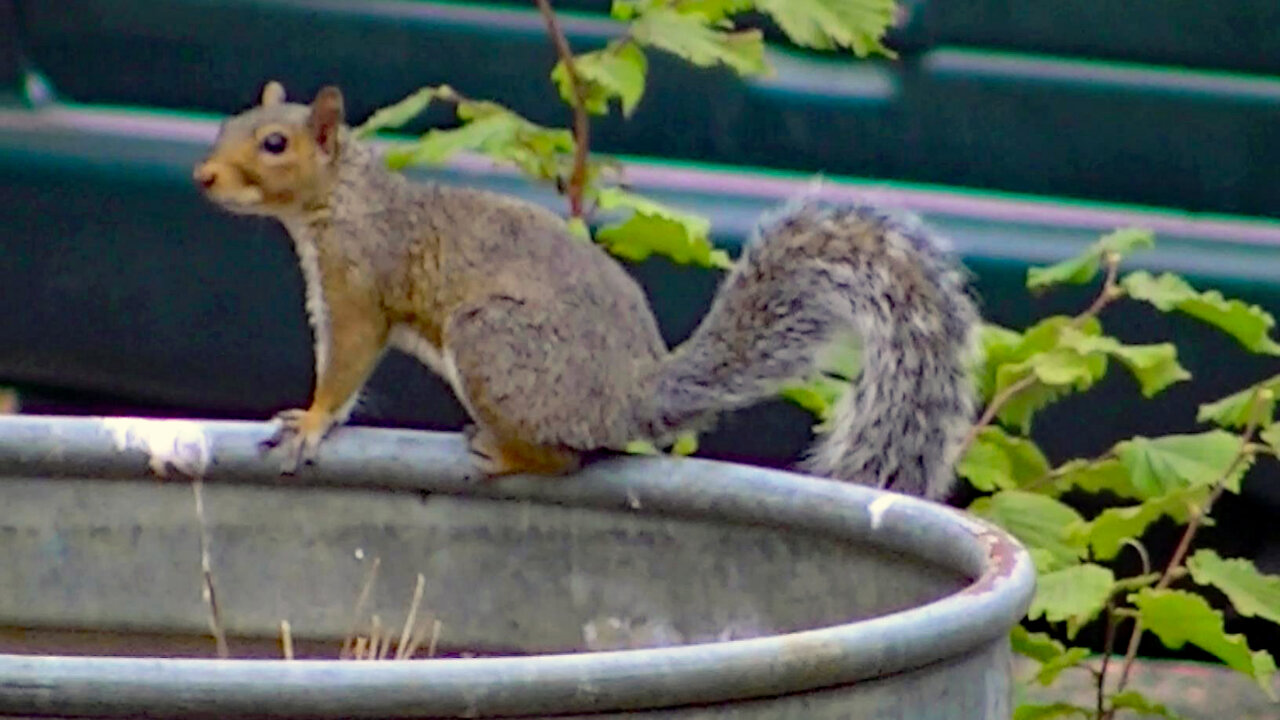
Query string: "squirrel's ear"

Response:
xmin=260 ymin=81 xmax=286 ymax=107
xmin=308 ymin=86 xmax=345 ymax=156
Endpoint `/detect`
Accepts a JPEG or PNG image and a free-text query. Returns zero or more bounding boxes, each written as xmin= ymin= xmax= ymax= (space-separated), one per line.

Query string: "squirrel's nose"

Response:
xmin=193 ymin=164 xmax=217 ymax=190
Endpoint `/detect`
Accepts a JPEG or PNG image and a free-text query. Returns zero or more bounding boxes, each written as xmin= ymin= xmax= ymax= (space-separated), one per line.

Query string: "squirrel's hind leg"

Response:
xmin=464 ymin=424 xmax=582 ymax=477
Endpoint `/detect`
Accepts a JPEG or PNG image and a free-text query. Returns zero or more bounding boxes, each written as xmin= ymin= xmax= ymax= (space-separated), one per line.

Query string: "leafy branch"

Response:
xmin=357 ymin=0 xmax=897 ymax=273
xmin=965 ymin=228 xmax=1280 ymax=718
xmin=1108 ymin=388 xmax=1271 ymax=715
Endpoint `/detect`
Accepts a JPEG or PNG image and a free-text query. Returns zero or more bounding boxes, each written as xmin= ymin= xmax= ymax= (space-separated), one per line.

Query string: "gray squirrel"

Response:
xmin=192 ymin=81 xmax=979 ymax=499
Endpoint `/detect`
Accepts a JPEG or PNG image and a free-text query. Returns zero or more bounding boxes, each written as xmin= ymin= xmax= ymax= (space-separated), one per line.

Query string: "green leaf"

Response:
xmin=1130 ymin=588 xmax=1277 ymax=698
xmin=1050 ymin=458 xmax=1144 ymax=500
xmin=1122 ymin=271 xmax=1280 ymax=355
xmin=1012 ymin=702 xmax=1091 ymax=720
xmin=670 ymin=431 xmax=700 ymax=457
xmin=566 ymin=217 xmax=591 ymax=241
xmin=1198 ymin=378 xmax=1280 ymax=429
xmin=1026 ymin=255 xmax=1100 ymax=291
xmin=998 ymin=383 xmax=1072 ymax=435
xmin=753 ymin=0 xmax=897 ymax=58
xmin=1010 ymin=627 xmax=1091 ymax=685
xmin=1114 ymin=431 xmax=1250 ymax=496
xmin=386 ymin=99 xmax=575 ymax=182
xmin=1187 ymin=549 xmax=1280 ymax=627
xmin=552 ymin=40 xmax=648 ymax=117
xmin=354 ymin=85 xmax=443 ymax=138
xmin=1009 ymin=625 xmax=1065 ymax=663
xmin=669 ymin=0 xmax=754 ymax=22
xmin=957 ymin=426 xmax=1051 ymax=493
xmin=1026 ymin=227 xmax=1154 ymax=291
xmin=1029 ymin=563 xmax=1115 ymax=638
xmin=1097 ymin=227 xmax=1158 ymax=256
xmin=1109 ymin=690 xmax=1186 ymax=719
xmin=623 ymin=439 xmax=660 ymax=455
xmin=1036 ymin=647 xmax=1091 ymax=686
xmin=976 ymin=323 xmax=1024 ymax=402
xmin=986 ymin=317 xmax=1108 ymax=433
xmin=1022 ymin=347 xmax=1104 ymax=387
xmin=1262 ymin=423 xmax=1280 ymax=454
xmin=967 ymin=490 xmax=1086 ymax=571
xmin=1074 ymin=487 xmax=1207 ymax=560
xmin=594 ymin=188 xmax=731 ymax=269
xmin=779 ymin=376 xmax=846 ymax=423
xmin=629 ymin=7 xmax=768 ymax=76
xmin=1026 ymin=548 xmax=1057 ymax=574
xmin=1055 ymin=329 xmax=1189 ymax=398
xmin=595 ymin=187 xmax=709 ymax=228
xmin=610 ymin=0 xmax=643 ymax=21
xmin=1107 ymin=342 xmax=1191 ymax=397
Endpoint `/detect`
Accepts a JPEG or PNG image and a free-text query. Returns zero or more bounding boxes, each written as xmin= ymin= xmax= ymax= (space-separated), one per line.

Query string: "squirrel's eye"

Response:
xmin=260 ymin=132 xmax=288 ymax=155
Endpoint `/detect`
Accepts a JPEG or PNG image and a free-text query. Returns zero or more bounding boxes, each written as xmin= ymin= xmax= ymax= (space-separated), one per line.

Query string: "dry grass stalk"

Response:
xmin=191 ymin=477 xmax=229 ymax=658
xmin=369 ymin=615 xmax=384 ymax=661
xmin=339 ymin=556 xmax=381 ymax=659
xmin=280 ymin=620 xmax=295 ymax=660
xmin=426 ymin=619 xmax=443 ymax=658
xmin=395 ymin=574 xmax=427 ymax=660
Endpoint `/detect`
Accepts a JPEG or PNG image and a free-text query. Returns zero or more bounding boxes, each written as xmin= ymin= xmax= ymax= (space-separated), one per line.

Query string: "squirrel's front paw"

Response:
xmin=261 ymin=408 xmax=335 ymax=474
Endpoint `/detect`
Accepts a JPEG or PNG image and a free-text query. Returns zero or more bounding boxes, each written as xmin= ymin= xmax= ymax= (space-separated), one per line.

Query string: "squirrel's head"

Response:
xmin=193 ymin=81 xmax=346 ymax=218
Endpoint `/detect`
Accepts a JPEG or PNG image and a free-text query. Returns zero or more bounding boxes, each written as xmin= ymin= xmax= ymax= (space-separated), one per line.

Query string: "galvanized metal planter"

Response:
xmin=0 ymin=415 xmax=1034 ymax=719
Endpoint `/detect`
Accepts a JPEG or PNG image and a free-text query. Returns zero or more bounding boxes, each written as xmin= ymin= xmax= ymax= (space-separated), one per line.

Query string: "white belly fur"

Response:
xmin=388 ymin=324 xmax=473 ymax=416
xmin=292 ymin=238 xmax=331 ymax=382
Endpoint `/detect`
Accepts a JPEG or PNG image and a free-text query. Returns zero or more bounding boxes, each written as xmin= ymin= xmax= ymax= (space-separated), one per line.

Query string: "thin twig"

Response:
xmin=396 ymin=574 xmax=427 ymax=660
xmin=534 ymin=0 xmax=591 ymax=218
xmin=340 ymin=557 xmax=381 ymax=659
xmin=280 ymin=620 xmax=295 ymax=661
xmin=191 ymin=478 xmax=229 ymax=659
xmin=1111 ymin=388 xmax=1270 ymax=702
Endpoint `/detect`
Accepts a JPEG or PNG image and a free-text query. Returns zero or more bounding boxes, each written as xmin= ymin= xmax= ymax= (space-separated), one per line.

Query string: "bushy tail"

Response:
xmin=631 ymin=200 xmax=979 ymax=499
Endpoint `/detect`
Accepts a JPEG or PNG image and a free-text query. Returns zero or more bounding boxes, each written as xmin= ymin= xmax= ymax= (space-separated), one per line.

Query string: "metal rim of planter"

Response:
xmin=0 ymin=415 xmax=1035 ymax=718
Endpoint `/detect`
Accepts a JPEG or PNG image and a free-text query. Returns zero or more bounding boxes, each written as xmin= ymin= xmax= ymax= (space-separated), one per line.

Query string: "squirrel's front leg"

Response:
xmin=263 ymin=285 xmax=388 ymax=474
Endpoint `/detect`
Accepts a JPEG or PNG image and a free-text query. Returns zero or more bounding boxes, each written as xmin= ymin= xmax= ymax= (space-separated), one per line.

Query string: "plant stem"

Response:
xmin=1074 ymin=253 xmax=1123 ymax=327
xmin=535 ymin=0 xmax=590 ymax=218
xmin=1097 ymin=600 xmax=1117 ymax=719
xmin=958 ymin=375 xmax=1036 ymax=455
xmin=1110 ymin=387 xmax=1269 ymax=704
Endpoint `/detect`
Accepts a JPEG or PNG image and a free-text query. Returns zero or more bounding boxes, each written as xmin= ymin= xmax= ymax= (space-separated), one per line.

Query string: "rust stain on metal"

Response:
xmin=959 ymin=527 xmax=1021 ymax=597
